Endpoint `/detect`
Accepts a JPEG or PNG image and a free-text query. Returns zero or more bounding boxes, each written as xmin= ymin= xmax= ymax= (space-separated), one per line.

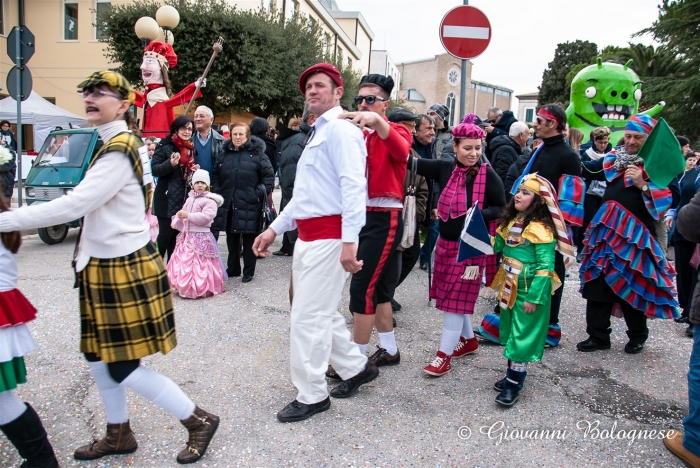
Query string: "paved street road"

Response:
xmin=0 ymin=212 xmax=692 ymax=467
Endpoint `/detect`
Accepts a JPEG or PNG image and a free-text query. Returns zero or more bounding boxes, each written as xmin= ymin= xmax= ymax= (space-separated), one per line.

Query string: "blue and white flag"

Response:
xmin=457 ymin=204 xmax=494 ymax=263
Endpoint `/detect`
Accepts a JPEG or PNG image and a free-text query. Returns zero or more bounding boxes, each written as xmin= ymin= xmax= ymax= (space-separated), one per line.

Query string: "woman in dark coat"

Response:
xmin=151 ymin=116 xmax=197 ymax=262
xmin=212 ymin=122 xmax=274 ymax=282
xmin=250 ymin=117 xmax=278 ymax=177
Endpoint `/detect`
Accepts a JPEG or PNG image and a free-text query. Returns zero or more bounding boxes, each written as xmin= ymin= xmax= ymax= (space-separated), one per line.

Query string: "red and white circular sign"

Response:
xmin=439 ymin=6 xmax=492 ymax=60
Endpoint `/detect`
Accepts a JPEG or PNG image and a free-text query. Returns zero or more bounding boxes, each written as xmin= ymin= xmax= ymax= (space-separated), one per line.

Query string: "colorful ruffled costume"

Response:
xmin=579 ymin=151 xmax=680 ymax=320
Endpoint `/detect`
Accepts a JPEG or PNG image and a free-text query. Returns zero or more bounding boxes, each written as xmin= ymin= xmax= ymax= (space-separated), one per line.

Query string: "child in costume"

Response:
xmin=490 ymin=173 xmax=575 ymax=407
xmin=167 ymin=169 xmax=226 ymax=298
xmin=0 ymin=182 xmax=59 ymax=467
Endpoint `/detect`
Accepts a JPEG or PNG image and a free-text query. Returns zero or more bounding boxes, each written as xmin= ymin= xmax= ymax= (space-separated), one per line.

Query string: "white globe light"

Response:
xmin=156 ymin=5 xmax=180 ymax=29
xmin=134 ymin=16 xmax=159 ymax=41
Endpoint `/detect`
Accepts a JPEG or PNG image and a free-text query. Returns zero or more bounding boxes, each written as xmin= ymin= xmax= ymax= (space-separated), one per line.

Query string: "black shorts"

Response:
xmin=349 ymin=209 xmax=403 ymax=314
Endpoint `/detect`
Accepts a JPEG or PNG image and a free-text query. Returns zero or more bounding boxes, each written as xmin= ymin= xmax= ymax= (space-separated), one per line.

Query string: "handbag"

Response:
xmin=258 ymin=184 xmax=276 ymax=232
xmin=399 ymin=158 xmax=418 ymax=249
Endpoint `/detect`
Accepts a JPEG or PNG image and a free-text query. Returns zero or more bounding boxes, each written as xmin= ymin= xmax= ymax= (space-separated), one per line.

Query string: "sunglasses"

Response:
xmin=78 ymin=88 xmax=124 ymax=100
xmin=354 ymin=95 xmax=388 ymax=105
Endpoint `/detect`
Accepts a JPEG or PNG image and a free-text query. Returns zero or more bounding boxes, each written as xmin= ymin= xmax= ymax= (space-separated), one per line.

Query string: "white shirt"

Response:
xmin=0 ymin=120 xmax=150 ymax=271
xmin=270 ymin=105 xmax=367 ymax=244
xmin=0 ymin=242 xmax=17 ymax=292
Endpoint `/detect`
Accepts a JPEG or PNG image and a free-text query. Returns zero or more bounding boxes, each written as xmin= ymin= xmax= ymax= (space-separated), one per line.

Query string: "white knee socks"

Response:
xmin=88 ymin=361 xmax=129 ymax=424
xmin=0 ymin=391 xmax=27 ymax=425
xmin=461 ymin=314 xmax=475 ymax=339
xmin=439 ymin=312 xmax=464 ymax=355
xmin=357 ymin=343 xmax=369 ymax=355
xmin=378 ymin=331 xmax=398 ymax=355
xmin=121 ymin=367 xmax=195 ymax=421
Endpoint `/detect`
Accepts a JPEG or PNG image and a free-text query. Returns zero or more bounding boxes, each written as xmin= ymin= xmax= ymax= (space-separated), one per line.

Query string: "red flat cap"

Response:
xmin=298 ymin=63 xmax=344 ymax=95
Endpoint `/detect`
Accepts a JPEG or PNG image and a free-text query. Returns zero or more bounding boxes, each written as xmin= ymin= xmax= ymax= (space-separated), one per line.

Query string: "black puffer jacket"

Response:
xmin=279 ymin=122 xmax=311 ymax=211
xmin=504 ymin=152 xmax=531 ymax=200
xmin=254 ymin=133 xmax=278 ymax=176
xmin=151 ymin=136 xmax=189 ymax=218
xmin=211 ymin=136 xmax=275 ymax=233
xmin=489 ymin=135 xmax=522 ymax=185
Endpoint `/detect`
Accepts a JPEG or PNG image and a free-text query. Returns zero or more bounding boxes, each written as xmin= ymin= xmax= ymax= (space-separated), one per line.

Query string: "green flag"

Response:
xmin=637 ymin=118 xmax=685 ymax=188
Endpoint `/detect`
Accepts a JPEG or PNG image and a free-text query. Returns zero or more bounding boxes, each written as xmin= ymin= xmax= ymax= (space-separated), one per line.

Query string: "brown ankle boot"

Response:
xmin=176 ymin=406 xmax=220 ymax=464
xmin=73 ymin=421 xmax=138 ymax=460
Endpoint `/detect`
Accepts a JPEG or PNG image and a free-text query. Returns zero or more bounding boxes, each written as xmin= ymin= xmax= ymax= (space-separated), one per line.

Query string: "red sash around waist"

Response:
xmin=296 ymin=215 xmax=342 ymax=242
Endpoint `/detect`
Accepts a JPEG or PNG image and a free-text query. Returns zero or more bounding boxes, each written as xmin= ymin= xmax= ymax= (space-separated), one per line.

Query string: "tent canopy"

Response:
xmin=0 ymin=91 xmax=87 ymax=127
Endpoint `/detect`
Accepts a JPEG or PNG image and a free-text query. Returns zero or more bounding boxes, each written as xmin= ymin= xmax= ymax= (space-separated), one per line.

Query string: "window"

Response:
xmin=446 ymin=92 xmax=457 ymax=127
xmin=496 ymin=89 xmax=511 ymax=97
xmin=470 ymin=82 xmax=476 ymax=88
xmin=64 ymin=0 xmax=78 ymax=40
xmin=476 ymin=84 xmax=493 ymax=93
xmin=406 ymin=88 xmax=425 ymax=102
xmin=95 ymin=0 xmax=111 ymax=40
xmin=525 ymin=108 xmax=534 ymax=123
xmin=447 ymin=67 xmax=460 ymax=86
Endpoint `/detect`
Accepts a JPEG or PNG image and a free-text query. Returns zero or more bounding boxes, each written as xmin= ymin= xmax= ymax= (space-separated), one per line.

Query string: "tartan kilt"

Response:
xmin=79 ymin=242 xmax=176 ymax=363
xmin=430 ymin=237 xmax=484 ymax=314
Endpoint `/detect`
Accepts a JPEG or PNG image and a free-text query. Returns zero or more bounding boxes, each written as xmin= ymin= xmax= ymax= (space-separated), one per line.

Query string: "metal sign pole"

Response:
xmin=15 ymin=26 xmax=23 ymax=207
xmin=459 ymin=0 xmax=468 ymax=121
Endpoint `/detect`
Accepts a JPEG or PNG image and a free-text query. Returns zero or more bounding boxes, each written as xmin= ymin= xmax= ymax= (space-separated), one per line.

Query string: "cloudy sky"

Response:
xmin=335 ymin=0 xmax=661 ymax=104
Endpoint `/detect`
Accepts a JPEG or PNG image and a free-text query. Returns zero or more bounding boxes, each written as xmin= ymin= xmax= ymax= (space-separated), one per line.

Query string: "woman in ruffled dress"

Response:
xmin=167 ymin=169 xmax=226 ymax=298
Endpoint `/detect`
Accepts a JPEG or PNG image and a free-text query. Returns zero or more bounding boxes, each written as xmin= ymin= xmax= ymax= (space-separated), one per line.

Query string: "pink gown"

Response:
xmin=167 ymin=191 xmax=227 ymax=298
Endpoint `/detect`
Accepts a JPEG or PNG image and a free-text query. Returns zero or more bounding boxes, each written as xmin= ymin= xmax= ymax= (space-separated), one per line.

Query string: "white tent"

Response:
xmin=0 ymin=91 xmax=87 ymax=127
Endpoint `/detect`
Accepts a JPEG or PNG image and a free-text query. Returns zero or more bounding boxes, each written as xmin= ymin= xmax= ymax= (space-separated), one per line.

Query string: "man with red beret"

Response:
xmin=254 ymin=63 xmax=378 ymax=422
xmin=134 ymin=41 xmax=203 ymax=138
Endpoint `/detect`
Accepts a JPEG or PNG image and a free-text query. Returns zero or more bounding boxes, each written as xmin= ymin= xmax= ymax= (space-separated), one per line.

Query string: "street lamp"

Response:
xmin=134 ymin=16 xmax=159 ymax=47
xmin=155 ymin=5 xmax=180 ymax=44
xmin=155 ymin=28 xmax=175 ymax=46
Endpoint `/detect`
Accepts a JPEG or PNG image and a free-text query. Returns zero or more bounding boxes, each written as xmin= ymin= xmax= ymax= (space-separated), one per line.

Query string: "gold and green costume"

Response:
xmin=491 ymin=219 xmax=561 ymax=362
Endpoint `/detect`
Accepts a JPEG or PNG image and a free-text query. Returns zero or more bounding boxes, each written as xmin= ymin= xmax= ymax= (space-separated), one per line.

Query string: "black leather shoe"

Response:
xmin=624 ymin=342 xmax=645 ymax=354
xmin=576 ymin=338 xmax=611 ymax=352
xmin=272 ymin=250 xmax=291 ymax=256
xmin=325 ymin=366 xmax=341 ymax=380
xmin=419 ymin=263 xmax=428 ymax=271
xmin=494 ymin=377 xmax=507 ymax=392
xmin=276 ymin=398 xmax=330 ymax=422
xmin=391 ymin=299 xmax=402 ymax=312
xmin=687 ymin=325 xmax=695 ymax=337
xmin=367 ymin=346 xmax=400 ymax=367
xmin=330 ymin=363 xmax=379 ymax=399
xmin=495 ymin=387 xmax=520 ymax=406
xmin=242 ymin=275 xmax=253 ymax=283
xmin=675 ymin=316 xmax=689 ymax=324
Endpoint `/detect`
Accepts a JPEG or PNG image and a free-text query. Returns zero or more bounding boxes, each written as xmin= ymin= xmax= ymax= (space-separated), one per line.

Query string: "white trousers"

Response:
xmin=290 ymin=238 xmax=367 ymax=404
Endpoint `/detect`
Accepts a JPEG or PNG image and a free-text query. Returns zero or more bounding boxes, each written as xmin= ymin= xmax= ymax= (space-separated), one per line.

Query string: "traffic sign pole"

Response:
xmin=460 ymin=0 xmax=468 ymax=122
xmin=15 ymin=26 xmax=23 ymax=207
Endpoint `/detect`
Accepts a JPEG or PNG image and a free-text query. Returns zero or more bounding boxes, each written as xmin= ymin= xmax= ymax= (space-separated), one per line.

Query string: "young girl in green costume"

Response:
xmin=491 ymin=173 xmax=575 ymax=407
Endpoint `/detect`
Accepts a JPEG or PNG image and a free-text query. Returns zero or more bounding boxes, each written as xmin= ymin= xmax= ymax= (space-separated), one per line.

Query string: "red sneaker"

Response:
xmin=452 ymin=336 xmax=478 ymax=358
xmin=423 ymin=351 xmax=452 ymax=376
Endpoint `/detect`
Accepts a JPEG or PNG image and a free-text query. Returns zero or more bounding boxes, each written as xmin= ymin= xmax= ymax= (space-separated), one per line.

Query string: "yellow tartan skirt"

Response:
xmin=79 ymin=242 xmax=177 ymax=363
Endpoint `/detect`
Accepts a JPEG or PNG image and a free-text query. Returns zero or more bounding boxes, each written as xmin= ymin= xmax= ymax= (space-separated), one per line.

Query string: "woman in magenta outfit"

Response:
xmin=167 ymin=169 xmax=227 ymax=298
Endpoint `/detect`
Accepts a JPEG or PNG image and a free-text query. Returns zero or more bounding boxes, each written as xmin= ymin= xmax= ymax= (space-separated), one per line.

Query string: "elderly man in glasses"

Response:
xmin=333 ymin=74 xmax=413 ymax=374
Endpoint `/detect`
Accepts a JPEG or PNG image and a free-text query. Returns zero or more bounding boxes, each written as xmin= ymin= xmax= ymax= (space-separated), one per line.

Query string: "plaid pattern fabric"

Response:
xmin=430 ymin=238 xmax=483 ymax=314
xmin=89 ymin=132 xmax=152 ymax=212
xmin=79 ymin=242 xmax=176 ymax=363
xmin=437 ymin=166 xmax=470 ymax=221
xmin=558 ymin=175 xmax=585 ymax=226
xmin=602 ymin=152 xmax=672 ymax=220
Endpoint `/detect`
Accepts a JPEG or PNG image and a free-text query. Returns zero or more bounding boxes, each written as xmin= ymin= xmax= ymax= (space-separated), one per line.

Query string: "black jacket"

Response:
xmin=254 ymin=133 xmax=279 ymax=176
xmin=211 ymin=136 xmax=275 ymax=233
xmin=504 ymin=152 xmax=532 ymax=199
xmin=489 ymin=135 xmax=522 ymax=185
xmin=151 ymin=136 xmax=189 ymax=218
xmin=677 ymin=189 xmax=700 ymax=326
xmin=279 ymin=122 xmax=310 ymax=211
xmin=485 ymin=110 xmax=517 ymax=159
xmin=410 ymin=156 xmax=505 ymax=241
xmin=527 ymin=134 xmax=581 ymax=188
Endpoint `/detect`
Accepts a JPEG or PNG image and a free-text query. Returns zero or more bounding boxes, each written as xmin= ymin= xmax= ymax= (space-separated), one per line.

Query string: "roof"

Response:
xmin=470 ymin=79 xmax=514 ymax=93
xmin=516 ymin=92 xmax=539 ymax=100
xmin=0 ymin=92 xmax=87 ymax=127
xmin=329 ymin=10 xmax=375 ymax=40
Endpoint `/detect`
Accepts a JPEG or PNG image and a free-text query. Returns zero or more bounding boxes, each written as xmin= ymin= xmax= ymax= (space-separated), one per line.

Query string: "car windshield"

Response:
xmin=34 ymin=132 xmax=94 ymax=168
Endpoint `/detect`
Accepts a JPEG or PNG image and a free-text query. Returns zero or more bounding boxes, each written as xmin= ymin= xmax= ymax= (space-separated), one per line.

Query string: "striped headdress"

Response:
xmin=519 ymin=173 xmax=576 ymax=264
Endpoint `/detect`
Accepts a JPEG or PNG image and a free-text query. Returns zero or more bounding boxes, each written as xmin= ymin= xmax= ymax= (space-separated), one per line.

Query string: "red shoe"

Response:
xmin=423 ymin=351 xmax=452 ymax=376
xmin=452 ymin=336 xmax=478 ymax=358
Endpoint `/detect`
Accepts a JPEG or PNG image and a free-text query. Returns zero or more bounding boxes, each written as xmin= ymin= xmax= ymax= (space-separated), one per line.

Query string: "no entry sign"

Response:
xmin=440 ymin=5 xmax=492 ymax=60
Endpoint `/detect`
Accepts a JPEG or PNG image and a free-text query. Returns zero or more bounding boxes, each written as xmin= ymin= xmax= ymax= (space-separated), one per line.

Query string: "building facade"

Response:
xmin=397 ymin=53 xmax=513 ymax=128
xmin=369 ymin=50 xmax=400 ymax=99
xmin=516 ymin=92 xmax=538 ymax=125
xmin=0 ymin=0 xmax=375 ymax=149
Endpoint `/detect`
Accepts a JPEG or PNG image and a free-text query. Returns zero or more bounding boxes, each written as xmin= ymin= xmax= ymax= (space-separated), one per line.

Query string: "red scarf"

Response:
xmin=172 ymin=134 xmax=195 ymax=180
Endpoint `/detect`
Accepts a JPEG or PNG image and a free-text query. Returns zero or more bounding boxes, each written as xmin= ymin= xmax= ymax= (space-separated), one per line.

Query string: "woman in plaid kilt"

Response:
xmin=0 ymin=71 xmax=219 ymax=465
xmin=0 ymin=182 xmax=59 ymax=467
xmin=411 ymin=114 xmax=505 ymax=377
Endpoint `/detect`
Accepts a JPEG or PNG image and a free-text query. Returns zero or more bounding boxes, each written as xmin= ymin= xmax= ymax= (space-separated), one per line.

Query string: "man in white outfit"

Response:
xmin=253 ymin=63 xmax=379 ymax=422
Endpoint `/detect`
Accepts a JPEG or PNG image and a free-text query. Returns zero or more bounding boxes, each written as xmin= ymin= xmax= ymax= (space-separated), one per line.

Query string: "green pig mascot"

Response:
xmin=566 ymin=57 xmax=665 ymax=145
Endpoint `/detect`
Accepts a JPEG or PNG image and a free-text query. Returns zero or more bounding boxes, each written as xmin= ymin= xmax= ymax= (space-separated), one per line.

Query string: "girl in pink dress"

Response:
xmin=167 ymin=169 xmax=226 ymax=298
